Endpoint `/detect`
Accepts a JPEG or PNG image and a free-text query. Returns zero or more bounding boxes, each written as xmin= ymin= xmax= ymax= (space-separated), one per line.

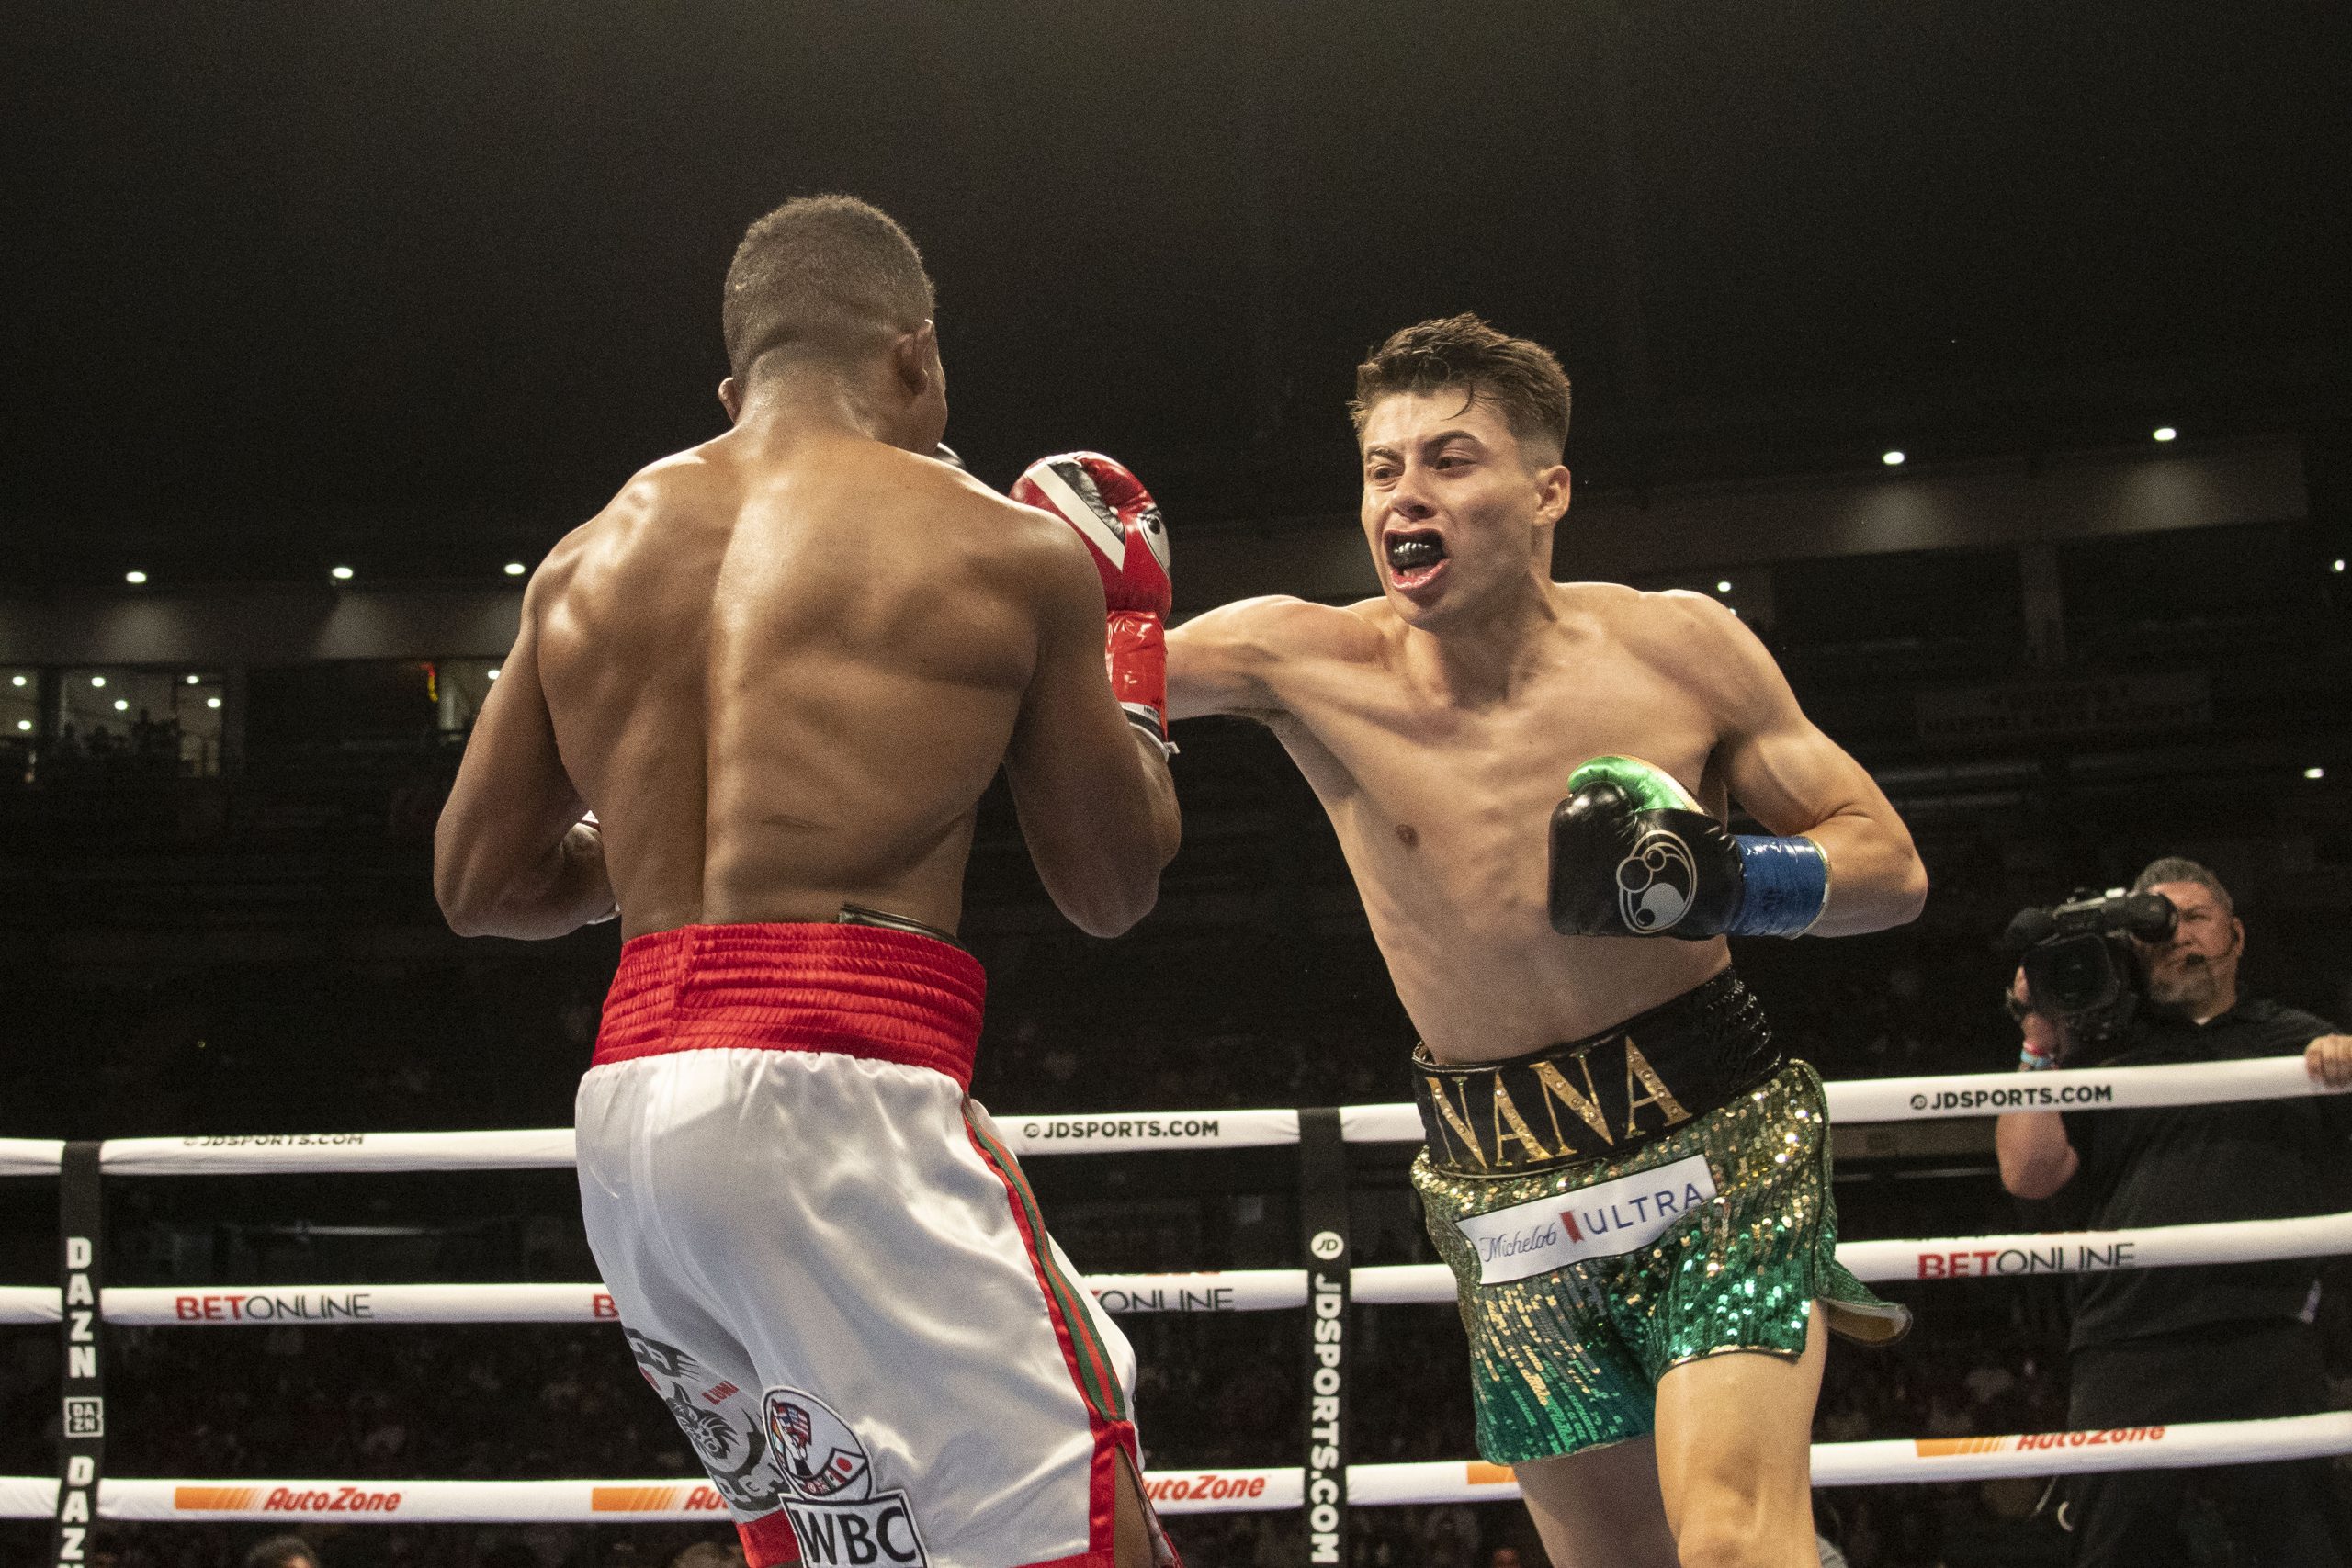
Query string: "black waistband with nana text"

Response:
xmin=1414 ymin=970 xmax=1782 ymax=1179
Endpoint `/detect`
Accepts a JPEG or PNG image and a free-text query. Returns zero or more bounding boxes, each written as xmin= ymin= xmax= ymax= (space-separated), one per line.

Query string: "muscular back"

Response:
xmin=524 ymin=432 xmax=1075 ymax=939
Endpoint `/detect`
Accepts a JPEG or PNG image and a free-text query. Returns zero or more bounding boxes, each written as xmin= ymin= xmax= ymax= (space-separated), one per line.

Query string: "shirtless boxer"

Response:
xmin=1165 ymin=315 xmax=1928 ymax=1568
xmin=434 ymin=197 xmax=1182 ymax=1568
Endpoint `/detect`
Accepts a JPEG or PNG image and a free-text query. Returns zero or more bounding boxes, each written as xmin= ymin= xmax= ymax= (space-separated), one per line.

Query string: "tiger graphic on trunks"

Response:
xmin=625 ymin=1327 xmax=785 ymax=1515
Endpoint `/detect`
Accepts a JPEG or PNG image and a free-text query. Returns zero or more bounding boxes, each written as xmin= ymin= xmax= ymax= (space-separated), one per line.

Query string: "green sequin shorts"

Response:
xmin=1413 ymin=1060 xmax=1909 ymax=1463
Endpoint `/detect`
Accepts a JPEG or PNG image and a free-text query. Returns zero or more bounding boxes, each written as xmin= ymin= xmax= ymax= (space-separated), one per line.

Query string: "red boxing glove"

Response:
xmin=1012 ymin=452 xmax=1175 ymax=752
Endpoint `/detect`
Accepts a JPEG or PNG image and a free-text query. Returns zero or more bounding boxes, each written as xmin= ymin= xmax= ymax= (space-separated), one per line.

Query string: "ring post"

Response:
xmin=1297 ymin=1107 xmax=1350 ymax=1563
xmin=53 ymin=1141 xmax=105 ymax=1566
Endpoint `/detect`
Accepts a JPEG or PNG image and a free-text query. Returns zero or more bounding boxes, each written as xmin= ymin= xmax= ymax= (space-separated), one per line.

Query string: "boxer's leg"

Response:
xmin=578 ymin=1059 xmax=796 ymax=1557
xmin=1511 ymin=1438 xmax=1679 ymax=1568
xmin=1648 ymin=1303 xmax=1828 ymax=1568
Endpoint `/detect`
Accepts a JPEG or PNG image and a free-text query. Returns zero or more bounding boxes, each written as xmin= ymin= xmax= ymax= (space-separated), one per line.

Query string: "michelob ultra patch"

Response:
xmin=1456 ymin=1154 xmax=1717 ymax=1285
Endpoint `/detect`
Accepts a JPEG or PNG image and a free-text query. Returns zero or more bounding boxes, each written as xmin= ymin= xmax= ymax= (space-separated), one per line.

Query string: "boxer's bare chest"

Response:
xmin=1267 ymin=604 xmax=1733 ymax=1055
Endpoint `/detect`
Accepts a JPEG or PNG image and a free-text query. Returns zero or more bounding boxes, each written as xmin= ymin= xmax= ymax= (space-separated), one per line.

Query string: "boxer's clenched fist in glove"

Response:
xmin=1012 ymin=452 xmax=1175 ymax=753
xmin=1549 ymin=755 xmax=1828 ymax=939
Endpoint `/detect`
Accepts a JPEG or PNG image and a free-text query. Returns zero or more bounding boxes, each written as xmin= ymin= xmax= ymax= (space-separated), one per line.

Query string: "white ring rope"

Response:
xmin=7 ymin=1054 xmax=2343 ymax=1537
xmin=5 ymin=1413 xmax=2349 ymax=1522
xmin=0 ymin=1055 xmax=2331 ymax=1177
xmin=6 ymin=1202 xmax=2351 ymax=1327
xmin=0 ymin=1138 xmax=64 ymax=1178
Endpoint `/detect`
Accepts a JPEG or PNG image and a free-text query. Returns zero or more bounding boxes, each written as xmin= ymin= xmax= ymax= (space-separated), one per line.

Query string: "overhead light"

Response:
xmin=90 ymin=676 xmax=107 ymax=689
xmin=125 ymin=570 xmax=148 ymax=585
xmin=1882 ymin=450 xmax=1906 ymax=467
xmin=331 ymin=565 xmax=355 ymax=581
xmin=9 ymin=676 xmax=24 ymax=688
xmin=185 ymin=675 xmax=200 ymax=685
xmin=2307 ymin=767 xmax=2327 ymax=781
xmin=206 ymin=697 xmax=221 ymax=710
xmin=2153 ymin=426 xmax=2177 ymax=443
xmin=503 ymin=561 xmax=526 ymax=577
xmin=2335 ymin=559 xmax=2346 ymax=574
xmin=487 ymin=667 xmax=502 ymax=681
xmin=112 ymin=699 xmax=129 ymax=713
xmin=1716 ymin=580 xmax=1733 ymax=593
xmin=14 ymin=720 xmax=28 ymax=732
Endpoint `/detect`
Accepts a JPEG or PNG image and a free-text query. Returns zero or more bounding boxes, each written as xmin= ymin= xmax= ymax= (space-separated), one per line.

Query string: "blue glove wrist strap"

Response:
xmin=1729 ymin=835 xmax=1830 ymax=937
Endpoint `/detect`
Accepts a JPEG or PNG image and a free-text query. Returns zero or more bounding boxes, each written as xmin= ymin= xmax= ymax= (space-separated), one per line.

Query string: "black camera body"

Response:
xmin=2005 ymin=888 xmax=2178 ymax=1044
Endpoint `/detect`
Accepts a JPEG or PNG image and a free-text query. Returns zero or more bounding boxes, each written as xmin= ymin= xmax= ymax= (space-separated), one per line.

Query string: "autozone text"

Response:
xmin=780 ymin=1493 xmax=927 ymax=1566
xmin=1917 ymin=1241 xmax=2137 ymax=1279
xmin=1917 ymin=1084 xmax=2115 ymax=1112
xmin=1018 ymin=1117 xmax=1220 ymax=1142
xmin=1144 ymin=1474 xmax=1271 ymax=1503
xmin=2015 ymin=1426 xmax=2164 ymax=1450
xmin=175 ymin=1292 xmax=377 ymax=1322
xmin=262 ymin=1486 xmax=402 ymax=1513
xmin=183 ymin=1134 xmax=368 ymax=1147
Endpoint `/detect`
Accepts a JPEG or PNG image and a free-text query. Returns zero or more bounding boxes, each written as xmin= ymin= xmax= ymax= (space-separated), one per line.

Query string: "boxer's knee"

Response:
xmin=1668 ymin=1485 xmax=1817 ymax=1568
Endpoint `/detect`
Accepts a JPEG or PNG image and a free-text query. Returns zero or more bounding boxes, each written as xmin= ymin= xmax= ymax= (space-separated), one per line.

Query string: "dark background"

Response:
xmin=5 ymin=3 xmax=2352 ymax=1566
xmin=5 ymin=0 xmax=2347 ymax=581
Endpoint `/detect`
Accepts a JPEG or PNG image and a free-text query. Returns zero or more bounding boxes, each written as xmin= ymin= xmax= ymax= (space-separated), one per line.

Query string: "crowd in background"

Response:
xmin=0 ymin=917 xmax=2043 ymax=1150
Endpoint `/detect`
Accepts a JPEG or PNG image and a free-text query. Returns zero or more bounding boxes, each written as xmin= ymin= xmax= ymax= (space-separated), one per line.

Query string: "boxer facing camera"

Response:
xmin=2004 ymin=888 xmax=2178 ymax=1046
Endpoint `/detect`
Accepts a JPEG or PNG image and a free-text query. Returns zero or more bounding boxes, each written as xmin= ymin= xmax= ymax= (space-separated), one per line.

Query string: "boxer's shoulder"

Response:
xmin=1557 ymin=581 xmax=1731 ymax=637
xmin=1185 ymin=593 xmax=1377 ymax=670
xmin=1566 ymin=581 xmax=1776 ymax=696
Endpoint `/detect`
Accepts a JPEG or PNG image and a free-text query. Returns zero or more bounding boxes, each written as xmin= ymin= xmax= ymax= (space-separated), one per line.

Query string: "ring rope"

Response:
xmin=10 ymin=1053 xmax=2344 ymax=1543
xmin=9 ymin=1200 xmax=2352 ymax=1328
xmin=5 ymin=1411 xmax=2349 ymax=1522
xmin=0 ymin=1055 xmax=2335 ymax=1179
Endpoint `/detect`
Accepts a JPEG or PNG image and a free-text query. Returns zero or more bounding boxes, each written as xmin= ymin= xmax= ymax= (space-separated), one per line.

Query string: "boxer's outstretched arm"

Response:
xmin=435 ymin=584 xmax=616 ymax=940
xmin=1674 ymin=594 xmax=1928 ymax=938
xmin=1005 ymin=534 xmax=1179 ymax=938
xmin=1164 ymin=595 xmax=1324 ymax=721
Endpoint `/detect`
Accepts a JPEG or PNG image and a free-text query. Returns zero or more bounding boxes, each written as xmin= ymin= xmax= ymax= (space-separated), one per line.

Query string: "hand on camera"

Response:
xmin=2010 ymin=967 xmax=2067 ymax=1070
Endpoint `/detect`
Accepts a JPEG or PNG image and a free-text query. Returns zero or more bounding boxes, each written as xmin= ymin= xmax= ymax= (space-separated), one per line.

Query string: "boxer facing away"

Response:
xmin=1164 ymin=315 xmax=1928 ymax=1568
xmin=433 ymin=197 xmax=1183 ymax=1568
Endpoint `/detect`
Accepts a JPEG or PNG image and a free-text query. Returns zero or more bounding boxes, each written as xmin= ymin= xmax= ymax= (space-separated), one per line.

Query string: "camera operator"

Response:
xmin=1996 ymin=857 xmax=2352 ymax=1565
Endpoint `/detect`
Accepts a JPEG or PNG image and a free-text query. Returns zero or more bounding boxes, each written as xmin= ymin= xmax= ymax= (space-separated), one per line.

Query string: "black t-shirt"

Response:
xmin=2058 ymin=997 xmax=2345 ymax=1350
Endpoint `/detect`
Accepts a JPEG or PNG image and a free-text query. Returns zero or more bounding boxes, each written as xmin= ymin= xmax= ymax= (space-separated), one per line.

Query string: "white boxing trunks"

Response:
xmin=576 ymin=920 xmax=1172 ymax=1568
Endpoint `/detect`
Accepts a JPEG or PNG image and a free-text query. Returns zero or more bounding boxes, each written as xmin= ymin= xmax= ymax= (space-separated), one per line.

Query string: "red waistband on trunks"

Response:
xmin=591 ymin=921 xmax=987 ymax=1089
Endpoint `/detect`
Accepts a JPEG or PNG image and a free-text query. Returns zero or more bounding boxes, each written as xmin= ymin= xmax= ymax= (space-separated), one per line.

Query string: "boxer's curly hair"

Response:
xmin=723 ymin=195 xmax=935 ymax=381
xmin=1350 ymin=314 xmax=1571 ymax=459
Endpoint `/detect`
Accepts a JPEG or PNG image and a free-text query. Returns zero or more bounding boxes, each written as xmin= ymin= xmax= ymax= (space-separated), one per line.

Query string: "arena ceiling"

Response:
xmin=4 ymin=0 xmax=2347 ymax=589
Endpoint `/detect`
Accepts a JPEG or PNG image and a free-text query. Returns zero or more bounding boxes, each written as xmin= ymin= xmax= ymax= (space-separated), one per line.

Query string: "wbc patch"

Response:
xmin=761 ymin=1387 xmax=931 ymax=1567
xmin=1454 ymin=1154 xmax=1718 ymax=1286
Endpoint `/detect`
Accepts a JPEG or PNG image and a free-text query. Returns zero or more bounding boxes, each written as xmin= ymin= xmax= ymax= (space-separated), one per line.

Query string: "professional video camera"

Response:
xmin=2003 ymin=887 xmax=2178 ymax=1045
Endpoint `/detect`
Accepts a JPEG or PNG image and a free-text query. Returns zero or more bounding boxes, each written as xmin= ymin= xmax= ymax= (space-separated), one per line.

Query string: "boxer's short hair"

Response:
xmin=723 ymin=196 xmax=935 ymax=379
xmin=1350 ymin=314 xmax=1572 ymax=459
xmin=2132 ymin=855 xmax=2234 ymax=916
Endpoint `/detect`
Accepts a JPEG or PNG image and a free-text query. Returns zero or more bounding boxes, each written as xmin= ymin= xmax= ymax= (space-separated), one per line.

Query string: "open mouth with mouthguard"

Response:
xmin=1384 ymin=528 xmax=1449 ymax=592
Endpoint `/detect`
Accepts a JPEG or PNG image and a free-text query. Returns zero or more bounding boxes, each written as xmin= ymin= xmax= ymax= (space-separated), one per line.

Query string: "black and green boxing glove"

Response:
xmin=1548 ymin=755 xmax=1829 ymax=940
